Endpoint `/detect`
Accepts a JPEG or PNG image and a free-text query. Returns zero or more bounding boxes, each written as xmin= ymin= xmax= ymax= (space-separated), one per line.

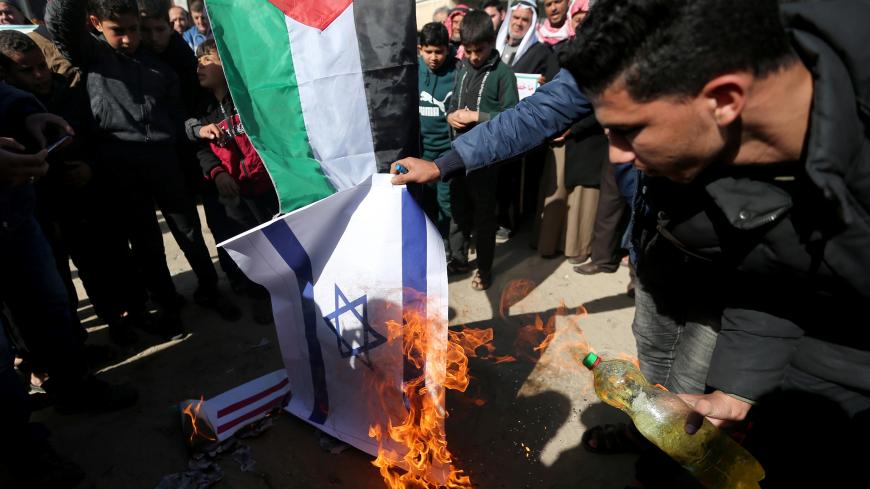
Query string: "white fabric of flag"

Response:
xmin=219 ymin=175 xmax=448 ymax=456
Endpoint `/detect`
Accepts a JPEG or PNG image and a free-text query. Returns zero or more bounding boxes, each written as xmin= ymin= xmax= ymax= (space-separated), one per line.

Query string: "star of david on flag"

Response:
xmin=219 ymin=175 xmax=448 ymax=458
xmin=323 ymin=285 xmax=386 ymax=368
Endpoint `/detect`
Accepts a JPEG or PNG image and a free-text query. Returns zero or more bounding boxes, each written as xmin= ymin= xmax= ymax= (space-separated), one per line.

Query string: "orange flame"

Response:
xmin=367 ymin=309 xmax=478 ymax=488
xmin=498 ymin=279 xmax=537 ymax=317
xmin=182 ymin=396 xmax=216 ymax=445
xmin=510 ymin=302 xmax=590 ymax=365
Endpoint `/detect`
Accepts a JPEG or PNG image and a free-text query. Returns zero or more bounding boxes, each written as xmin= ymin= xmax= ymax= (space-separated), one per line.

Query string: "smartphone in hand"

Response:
xmin=46 ymin=134 xmax=72 ymax=154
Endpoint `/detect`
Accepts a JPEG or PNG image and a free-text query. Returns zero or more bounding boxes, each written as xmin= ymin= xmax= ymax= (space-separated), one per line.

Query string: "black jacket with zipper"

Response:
xmin=448 ymin=50 xmax=518 ymax=139
xmin=634 ymin=0 xmax=870 ymax=408
xmin=46 ymin=0 xmax=183 ymax=162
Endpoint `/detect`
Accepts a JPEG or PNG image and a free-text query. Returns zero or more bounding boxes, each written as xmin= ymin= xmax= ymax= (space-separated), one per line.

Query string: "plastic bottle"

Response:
xmin=582 ymin=352 xmax=764 ymax=489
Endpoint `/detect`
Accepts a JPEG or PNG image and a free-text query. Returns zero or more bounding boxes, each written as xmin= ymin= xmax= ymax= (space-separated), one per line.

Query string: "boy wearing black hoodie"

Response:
xmin=46 ymin=0 xmax=239 ymax=337
xmin=446 ymin=10 xmax=518 ymax=291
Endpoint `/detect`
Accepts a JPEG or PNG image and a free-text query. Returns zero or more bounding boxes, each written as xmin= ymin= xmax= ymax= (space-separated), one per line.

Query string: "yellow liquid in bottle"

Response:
xmin=590 ymin=358 xmax=764 ymax=489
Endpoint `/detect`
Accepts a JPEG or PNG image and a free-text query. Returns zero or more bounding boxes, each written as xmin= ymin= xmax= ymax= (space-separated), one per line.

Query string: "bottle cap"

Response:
xmin=582 ymin=352 xmax=600 ymax=370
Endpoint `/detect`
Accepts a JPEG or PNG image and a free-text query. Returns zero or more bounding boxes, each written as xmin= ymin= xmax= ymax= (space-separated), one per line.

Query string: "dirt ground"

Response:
xmin=27 ymin=207 xmax=640 ymax=489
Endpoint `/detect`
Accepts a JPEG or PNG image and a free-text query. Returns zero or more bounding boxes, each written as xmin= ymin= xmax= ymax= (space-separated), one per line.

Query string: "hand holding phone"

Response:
xmin=46 ymin=134 xmax=72 ymax=154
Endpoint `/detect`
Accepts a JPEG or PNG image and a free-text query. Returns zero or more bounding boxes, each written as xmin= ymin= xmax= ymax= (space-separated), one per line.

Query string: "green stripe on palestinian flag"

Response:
xmin=206 ymin=0 xmax=418 ymax=213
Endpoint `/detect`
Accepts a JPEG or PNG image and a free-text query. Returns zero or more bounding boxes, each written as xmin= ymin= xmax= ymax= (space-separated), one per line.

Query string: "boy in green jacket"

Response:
xmin=418 ymin=22 xmax=456 ymax=246
xmin=446 ymin=10 xmax=518 ymax=290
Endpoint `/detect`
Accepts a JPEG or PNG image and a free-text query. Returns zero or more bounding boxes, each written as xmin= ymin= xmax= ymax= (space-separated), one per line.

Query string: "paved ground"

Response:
xmin=27 ymin=207 xmax=640 ymax=489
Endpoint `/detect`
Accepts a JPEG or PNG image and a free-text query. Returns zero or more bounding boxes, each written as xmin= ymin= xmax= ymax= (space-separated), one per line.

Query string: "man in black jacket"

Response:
xmin=562 ymin=0 xmax=870 ymax=483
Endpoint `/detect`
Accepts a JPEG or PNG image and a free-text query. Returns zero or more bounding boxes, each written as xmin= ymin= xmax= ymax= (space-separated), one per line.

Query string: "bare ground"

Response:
xmin=25 ymin=207 xmax=639 ymax=489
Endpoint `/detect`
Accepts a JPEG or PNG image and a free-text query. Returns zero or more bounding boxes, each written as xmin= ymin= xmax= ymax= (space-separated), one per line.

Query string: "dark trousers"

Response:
xmin=496 ymin=157 xmax=523 ymax=231
xmin=200 ymin=182 xmax=247 ymax=283
xmin=419 ymin=181 xmax=452 ymax=239
xmin=37 ymin=218 xmax=81 ymax=327
xmin=104 ymin=156 xmax=218 ymax=306
xmin=590 ymin=160 xmax=630 ymax=269
xmin=449 ymin=166 xmax=499 ymax=281
xmin=217 ymin=188 xmax=280 ymax=299
xmin=224 ymin=189 xmax=279 ymax=229
xmin=0 ymin=324 xmax=28 ymax=462
xmin=38 ymin=178 xmax=147 ymax=324
xmin=0 ymin=215 xmax=86 ymax=387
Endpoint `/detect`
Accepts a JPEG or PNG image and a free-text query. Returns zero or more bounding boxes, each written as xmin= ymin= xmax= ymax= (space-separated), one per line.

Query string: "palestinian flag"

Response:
xmin=206 ymin=0 xmax=419 ymax=212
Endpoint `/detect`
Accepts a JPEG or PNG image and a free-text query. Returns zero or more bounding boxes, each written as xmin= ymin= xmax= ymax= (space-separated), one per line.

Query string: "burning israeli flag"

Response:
xmin=219 ymin=175 xmax=448 ymax=457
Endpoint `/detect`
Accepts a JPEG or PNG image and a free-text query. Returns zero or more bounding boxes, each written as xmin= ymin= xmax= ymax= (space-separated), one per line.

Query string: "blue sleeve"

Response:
xmin=437 ymin=69 xmax=592 ymax=177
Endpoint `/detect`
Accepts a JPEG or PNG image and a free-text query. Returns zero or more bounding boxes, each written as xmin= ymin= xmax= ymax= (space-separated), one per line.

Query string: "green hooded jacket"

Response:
xmin=418 ymin=55 xmax=457 ymax=160
xmin=448 ymin=49 xmax=519 ymax=139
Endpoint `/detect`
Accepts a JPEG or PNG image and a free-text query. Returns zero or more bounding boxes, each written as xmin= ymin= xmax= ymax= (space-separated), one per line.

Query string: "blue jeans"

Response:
xmin=631 ymin=283 xmax=719 ymax=394
xmin=0 ymin=215 xmax=85 ymax=387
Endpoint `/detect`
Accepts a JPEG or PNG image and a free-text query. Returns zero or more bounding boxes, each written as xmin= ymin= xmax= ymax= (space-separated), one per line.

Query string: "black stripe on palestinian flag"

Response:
xmin=353 ymin=0 xmax=420 ymax=171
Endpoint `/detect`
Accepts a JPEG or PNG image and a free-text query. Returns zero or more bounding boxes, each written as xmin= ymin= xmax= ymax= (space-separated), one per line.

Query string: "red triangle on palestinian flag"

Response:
xmin=265 ymin=0 xmax=352 ymax=30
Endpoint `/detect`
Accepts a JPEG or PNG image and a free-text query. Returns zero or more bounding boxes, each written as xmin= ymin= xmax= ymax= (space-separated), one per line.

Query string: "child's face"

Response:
xmin=139 ymin=17 xmax=172 ymax=54
xmin=463 ymin=42 xmax=494 ymax=69
xmin=2 ymin=47 xmax=52 ymax=97
xmin=419 ymin=44 xmax=448 ymax=71
xmin=197 ymin=51 xmax=225 ymax=91
xmin=90 ymin=14 xmax=141 ymax=56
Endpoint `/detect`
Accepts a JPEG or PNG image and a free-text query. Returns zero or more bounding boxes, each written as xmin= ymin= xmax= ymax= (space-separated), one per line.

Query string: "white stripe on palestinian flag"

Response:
xmin=207 ymin=0 xmax=418 ymax=213
xmin=285 ymin=5 xmax=377 ymax=191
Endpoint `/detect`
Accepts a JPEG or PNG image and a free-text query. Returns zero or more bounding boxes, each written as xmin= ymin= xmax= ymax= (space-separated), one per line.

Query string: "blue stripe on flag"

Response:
xmin=401 ymin=189 xmax=427 ymax=384
xmin=262 ymin=221 xmax=330 ymax=425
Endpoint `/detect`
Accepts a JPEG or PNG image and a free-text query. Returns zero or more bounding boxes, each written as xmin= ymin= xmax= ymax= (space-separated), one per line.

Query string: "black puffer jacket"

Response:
xmin=45 ymin=0 xmax=182 ymax=156
xmin=635 ymin=0 xmax=870 ymax=408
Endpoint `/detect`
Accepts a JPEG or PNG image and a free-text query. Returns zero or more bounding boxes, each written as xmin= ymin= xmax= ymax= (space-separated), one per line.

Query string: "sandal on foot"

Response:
xmin=471 ymin=272 xmax=491 ymax=291
xmin=581 ymin=422 xmax=648 ymax=454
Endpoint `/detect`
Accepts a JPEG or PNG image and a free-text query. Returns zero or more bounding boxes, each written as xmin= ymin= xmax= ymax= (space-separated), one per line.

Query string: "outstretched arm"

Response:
xmin=392 ymin=69 xmax=592 ymax=184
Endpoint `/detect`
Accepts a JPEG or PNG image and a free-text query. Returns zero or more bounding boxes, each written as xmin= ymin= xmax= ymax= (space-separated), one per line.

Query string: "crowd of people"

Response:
xmin=1 ymin=0 xmax=869 ymax=488
xmin=0 ymin=0 xmax=276 ymax=486
xmin=417 ymin=0 xmax=627 ymax=293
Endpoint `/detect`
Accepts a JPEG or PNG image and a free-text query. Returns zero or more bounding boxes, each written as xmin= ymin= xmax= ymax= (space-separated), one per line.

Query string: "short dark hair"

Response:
xmin=561 ymin=0 xmax=797 ymax=101
xmin=195 ymin=38 xmax=218 ymax=58
xmin=0 ymin=30 xmax=38 ymax=68
xmin=88 ymin=0 xmax=138 ymax=20
xmin=482 ymin=1 xmax=505 ymax=13
xmin=460 ymin=10 xmax=495 ymax=46
xmin=189 ymin=0 xmax=204 ymax=13
xmin=418 ymin=22 xmax=449 ymax=48
xmin=137 ymin=0 xmax=171 ymax=21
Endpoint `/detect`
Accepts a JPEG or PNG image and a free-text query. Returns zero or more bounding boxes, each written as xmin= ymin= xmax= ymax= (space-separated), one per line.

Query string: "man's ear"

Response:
xmin=88 ymin=15 xmax=103 ymax=32
xmin=701 ymin=73 xmax=750 ymax=127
